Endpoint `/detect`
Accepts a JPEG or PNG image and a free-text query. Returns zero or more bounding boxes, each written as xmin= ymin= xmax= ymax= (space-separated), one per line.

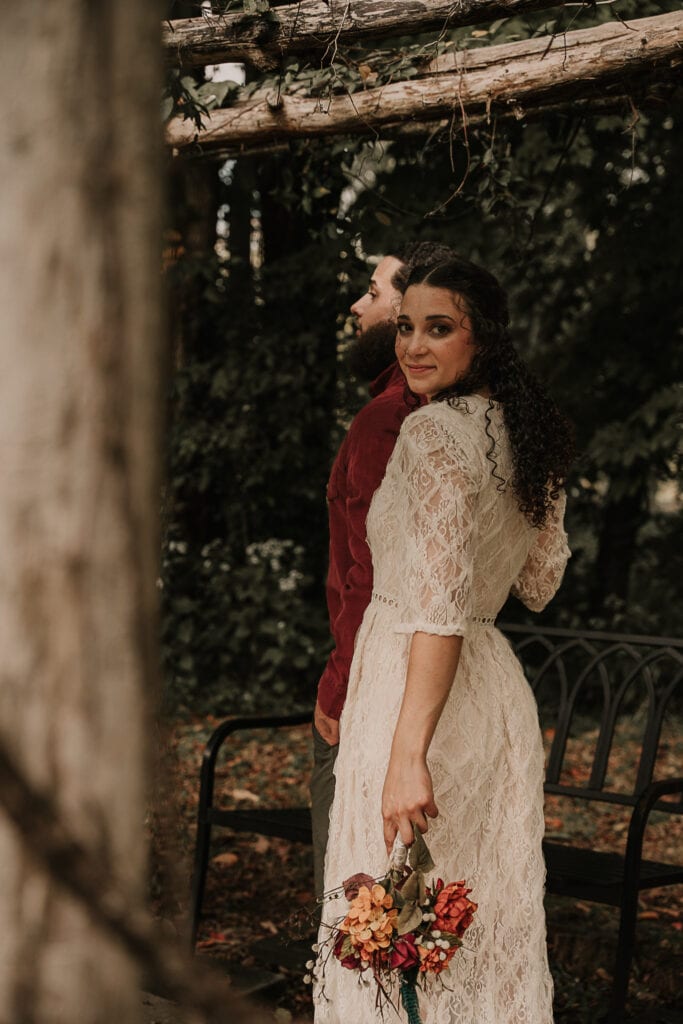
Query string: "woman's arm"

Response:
xmin=381 ymin=631 xmax=463 ymax=853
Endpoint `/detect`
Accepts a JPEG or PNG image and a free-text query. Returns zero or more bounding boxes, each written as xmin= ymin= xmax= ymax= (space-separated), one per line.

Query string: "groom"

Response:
xmin=311 ymin=241 xmax=457 ymax=897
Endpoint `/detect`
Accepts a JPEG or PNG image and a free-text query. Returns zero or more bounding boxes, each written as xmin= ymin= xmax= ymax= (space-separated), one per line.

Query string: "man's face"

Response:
xmin=349 ymin=256 xmax=403 ymax=335
xmin=346 ymin=256 xmax=403 ymax=381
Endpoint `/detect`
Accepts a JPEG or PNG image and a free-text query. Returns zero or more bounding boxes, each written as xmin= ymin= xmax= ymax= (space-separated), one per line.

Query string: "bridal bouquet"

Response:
xmin=310 ymin=831 xmax=477 ymax=1024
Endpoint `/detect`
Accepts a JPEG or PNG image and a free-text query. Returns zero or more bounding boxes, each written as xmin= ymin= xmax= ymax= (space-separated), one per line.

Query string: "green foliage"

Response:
xmin=161 ymin=535 xmax=330 ymax=713
xmin=161 ymin=152 xmax=361 ymax=711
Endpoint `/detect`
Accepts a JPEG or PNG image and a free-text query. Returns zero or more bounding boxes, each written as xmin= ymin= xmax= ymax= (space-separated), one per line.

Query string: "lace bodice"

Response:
xmin=366 ymin=397 xmax=569 ymax=630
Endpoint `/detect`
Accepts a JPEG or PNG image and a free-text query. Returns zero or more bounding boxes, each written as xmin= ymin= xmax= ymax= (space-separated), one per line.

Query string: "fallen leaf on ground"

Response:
xmin=212 ymin=852 xmax=239 ymax=867
xmin=231 ymin=788 xmax=260 ymax=803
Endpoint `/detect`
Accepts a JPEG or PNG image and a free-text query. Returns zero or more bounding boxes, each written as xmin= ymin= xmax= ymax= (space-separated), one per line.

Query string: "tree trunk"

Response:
xmin=165 ymin=11 xmax=683 ymax=156
xmin=590 ymin=485 xmax=649 ymax=620
xmin=0 ymin=3 xmax=163 ymax=1022
xmin=163 ymin=0 xmax=573 ymax=70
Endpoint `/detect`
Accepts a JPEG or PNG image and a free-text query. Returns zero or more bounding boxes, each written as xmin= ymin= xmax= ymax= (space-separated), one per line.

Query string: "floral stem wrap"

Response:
xmin=400 ymin=968 xmax=422 ymax=1024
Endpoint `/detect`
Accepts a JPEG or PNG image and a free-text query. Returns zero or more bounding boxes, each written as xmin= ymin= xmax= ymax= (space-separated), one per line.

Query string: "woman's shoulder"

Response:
xmin=398 ymin=398 xmax=497 ymax=477
xmin=402 ymin=396 xmax=500 ymax=446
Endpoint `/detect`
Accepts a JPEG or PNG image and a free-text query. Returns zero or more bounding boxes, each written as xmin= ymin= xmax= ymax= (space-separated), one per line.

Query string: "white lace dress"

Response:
xmin=314 ymin=397 xmax=570 ymax=1024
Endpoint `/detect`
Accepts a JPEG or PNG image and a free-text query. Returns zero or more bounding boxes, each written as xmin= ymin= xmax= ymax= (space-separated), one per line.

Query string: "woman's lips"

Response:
xmin=406 ymin=365 xmax=433 ymax=374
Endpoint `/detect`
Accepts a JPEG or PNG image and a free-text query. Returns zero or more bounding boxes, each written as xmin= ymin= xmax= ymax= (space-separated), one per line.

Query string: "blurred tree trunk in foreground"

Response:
xmin=0 ymin=2 xmax=164 ymax=1022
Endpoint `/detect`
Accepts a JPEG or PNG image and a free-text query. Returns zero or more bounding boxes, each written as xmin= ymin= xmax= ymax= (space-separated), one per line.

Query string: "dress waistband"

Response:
xmin=370 ymin=591 xmax=496 ymax=626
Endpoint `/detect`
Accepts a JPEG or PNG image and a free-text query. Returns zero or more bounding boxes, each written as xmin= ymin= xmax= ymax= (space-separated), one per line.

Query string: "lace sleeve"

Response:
xmin=511 ymin=491 xmax=571 ymax=612
xmin=393 ymin=410 xmax=483 ymax=637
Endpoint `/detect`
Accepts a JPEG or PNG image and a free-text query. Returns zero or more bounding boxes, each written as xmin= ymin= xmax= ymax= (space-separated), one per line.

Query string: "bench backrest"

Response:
xmin=502 ymin=624 xmax=683 ymax=812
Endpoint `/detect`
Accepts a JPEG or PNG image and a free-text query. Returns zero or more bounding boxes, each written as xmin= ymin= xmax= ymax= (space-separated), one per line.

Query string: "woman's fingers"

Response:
xmin=382 ymin=756 xmax=439 ymax=853
xmin=383 ymin=820 xmax=395 ymax=855
xmin=425 ymin=797 xmax=439 ymax=820
xmin=382 ymin=802 xmax=440 ymax=853
xmin=398 ymin=813 xmax=415 ymax=847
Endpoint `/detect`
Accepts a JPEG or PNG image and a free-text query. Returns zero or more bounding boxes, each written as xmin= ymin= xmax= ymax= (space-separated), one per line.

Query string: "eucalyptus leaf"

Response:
xmin=408 ymin=829 xmax=435 ymax=874
xmin=396 ymin=902 xmax=423 ymax=936
xmin=401 ymin=871 xmax=420 ymax=902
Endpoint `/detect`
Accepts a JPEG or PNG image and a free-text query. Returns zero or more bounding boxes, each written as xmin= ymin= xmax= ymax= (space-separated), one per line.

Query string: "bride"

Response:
xmin=314 ymin=256 xmax=573 ymax=1023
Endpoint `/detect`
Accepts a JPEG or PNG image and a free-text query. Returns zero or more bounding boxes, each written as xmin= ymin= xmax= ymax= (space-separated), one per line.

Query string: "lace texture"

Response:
xmin=314 ymin=399 xmax=570 ymax=1024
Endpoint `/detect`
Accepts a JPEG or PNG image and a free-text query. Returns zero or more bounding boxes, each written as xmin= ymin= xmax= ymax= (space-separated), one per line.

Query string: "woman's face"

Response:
xmin=396 ymin=284 xmax=475 ymax=399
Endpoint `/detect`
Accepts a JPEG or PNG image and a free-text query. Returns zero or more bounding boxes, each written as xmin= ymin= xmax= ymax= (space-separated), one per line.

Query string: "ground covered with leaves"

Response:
xmin=153 ymin=715 xmax=683 ymax=1023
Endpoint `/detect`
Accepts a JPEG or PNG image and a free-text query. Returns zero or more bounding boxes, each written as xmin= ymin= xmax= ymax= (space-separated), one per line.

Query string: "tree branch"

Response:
xmin=165 ymin=11 xmax=683 ymax=157
xmin=163 ymin=0 xmax=587 ymax=71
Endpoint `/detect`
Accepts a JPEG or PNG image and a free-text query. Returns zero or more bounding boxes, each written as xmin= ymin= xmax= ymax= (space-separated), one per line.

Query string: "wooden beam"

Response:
xmin=165 ymin=12 xmax=683 ymax=155
xmin=163 ymin=0 xmax=580 ymax=71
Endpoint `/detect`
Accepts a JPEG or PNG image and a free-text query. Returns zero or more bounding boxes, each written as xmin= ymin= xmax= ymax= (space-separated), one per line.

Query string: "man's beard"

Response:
xmin=345 ymin=319 xmax=397 ymax=382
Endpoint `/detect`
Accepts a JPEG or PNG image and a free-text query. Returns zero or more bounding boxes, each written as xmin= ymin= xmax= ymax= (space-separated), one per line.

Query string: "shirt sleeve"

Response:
xmin=510 ymin=491 xmax=571 ymax=612
xmin=316 ymin=418 xmax=402 ymax=720
xmin=394 ymin=410 xmax=483 ymax=637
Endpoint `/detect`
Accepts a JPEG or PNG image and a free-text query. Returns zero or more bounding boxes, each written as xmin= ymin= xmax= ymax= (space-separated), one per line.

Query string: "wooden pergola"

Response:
xmin=162 ymin=3 xmax=683 ymax=158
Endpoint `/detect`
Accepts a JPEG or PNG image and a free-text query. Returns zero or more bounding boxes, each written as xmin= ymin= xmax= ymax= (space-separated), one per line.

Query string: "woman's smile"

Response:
xmin=396 ymin=284 xmax=475 ymax=400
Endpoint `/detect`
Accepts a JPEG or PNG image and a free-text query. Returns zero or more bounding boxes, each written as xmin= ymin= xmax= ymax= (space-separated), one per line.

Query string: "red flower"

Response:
xmin=433 ymin=880 xmax=477 ymax=937
xmin=343 ymin=872 xmax=376 ymax=900
xmin=389 ymin=934 xmax=420 ymax=970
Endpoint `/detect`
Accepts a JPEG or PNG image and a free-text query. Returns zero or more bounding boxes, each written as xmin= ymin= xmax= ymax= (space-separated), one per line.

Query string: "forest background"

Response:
xmin=162 ymin=0 xmax=682 ymax=718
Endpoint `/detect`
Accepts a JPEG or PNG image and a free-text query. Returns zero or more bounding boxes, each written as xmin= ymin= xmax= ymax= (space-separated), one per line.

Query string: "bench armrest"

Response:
xmin=198 ymin=711 xmax=313 ymax=813
xmin=624 ymin=777 xmax=683 ymax=888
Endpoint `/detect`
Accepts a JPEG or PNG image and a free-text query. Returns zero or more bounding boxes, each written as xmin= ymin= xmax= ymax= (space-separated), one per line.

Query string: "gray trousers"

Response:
xmin=309 ymin=723 xmax=339 ymax=900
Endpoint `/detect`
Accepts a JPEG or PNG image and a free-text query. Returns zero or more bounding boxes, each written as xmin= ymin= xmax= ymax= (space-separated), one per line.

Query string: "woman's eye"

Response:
xmin=431 ymin=324 xmax=450 ymax=337
xmin=397 ymin=323 xmax=412 ymax=334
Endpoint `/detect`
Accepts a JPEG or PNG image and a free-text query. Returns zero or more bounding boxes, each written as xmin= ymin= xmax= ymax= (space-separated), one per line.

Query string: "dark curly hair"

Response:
xmin=405 ymin=258 xmax=574 ymax=529
xmin=388 ymin=242 xmax=463 ymax=294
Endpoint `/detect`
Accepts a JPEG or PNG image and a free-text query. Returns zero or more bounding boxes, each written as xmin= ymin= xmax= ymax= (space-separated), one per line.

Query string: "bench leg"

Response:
xmin=608 ymin=887 xmax=639 ymax=1024
xmin=189 ymin=817 xmax=212 ymax=949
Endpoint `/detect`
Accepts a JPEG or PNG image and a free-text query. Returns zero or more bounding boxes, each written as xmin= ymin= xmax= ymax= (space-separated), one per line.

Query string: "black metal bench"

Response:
xmin=190 ymin=626 xmax=683 ymax=1023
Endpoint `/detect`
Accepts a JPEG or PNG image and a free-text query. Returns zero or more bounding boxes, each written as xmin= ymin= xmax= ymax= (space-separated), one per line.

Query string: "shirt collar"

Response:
xmin=369 ymin=361 xmax=404 ymax=398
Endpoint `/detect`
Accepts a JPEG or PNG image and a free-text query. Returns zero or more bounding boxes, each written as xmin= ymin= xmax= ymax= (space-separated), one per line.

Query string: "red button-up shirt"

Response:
xmin=316 ymin=362 xmax=418 ymax=719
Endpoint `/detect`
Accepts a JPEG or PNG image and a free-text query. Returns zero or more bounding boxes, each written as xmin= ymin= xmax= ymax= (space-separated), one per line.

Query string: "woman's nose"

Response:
xmin=404 ymin=331 xmax=427 ymax=354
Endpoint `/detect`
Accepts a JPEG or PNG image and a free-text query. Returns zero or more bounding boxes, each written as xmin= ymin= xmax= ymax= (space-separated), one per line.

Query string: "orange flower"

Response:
xmin=418 ymin=941 xmax=457 ymax=975
xmin=433 ymin=880 xmax=477 ymax=937
xmin=339 ymin=884 xmax=398 ymax=962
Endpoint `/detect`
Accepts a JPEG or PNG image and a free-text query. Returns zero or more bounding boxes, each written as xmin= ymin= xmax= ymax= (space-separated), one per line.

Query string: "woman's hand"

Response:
xmin=381 ymin=752 xmax=438 ymax=854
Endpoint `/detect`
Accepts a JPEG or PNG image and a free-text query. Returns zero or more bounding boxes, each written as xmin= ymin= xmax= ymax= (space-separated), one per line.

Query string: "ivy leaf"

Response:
xmin=196 ymin=80 xmax=239 ymax=110
xmin=244 ymin=0 xmax=270 ymax=12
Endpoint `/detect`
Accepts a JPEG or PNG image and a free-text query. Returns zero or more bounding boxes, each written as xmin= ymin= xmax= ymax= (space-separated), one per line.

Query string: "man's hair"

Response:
xmin=388 ymin=242 xmax=461 ymax=294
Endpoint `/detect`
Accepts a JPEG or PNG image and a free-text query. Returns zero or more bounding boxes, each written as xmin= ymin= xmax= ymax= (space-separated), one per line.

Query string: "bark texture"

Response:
xmin=0 ymin=3 xmax=164 ymax=1022
xmin=165 ymin=11 xmax=683 ymax=156
xmin=163 ymin=0 xmax=575 ymax=70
